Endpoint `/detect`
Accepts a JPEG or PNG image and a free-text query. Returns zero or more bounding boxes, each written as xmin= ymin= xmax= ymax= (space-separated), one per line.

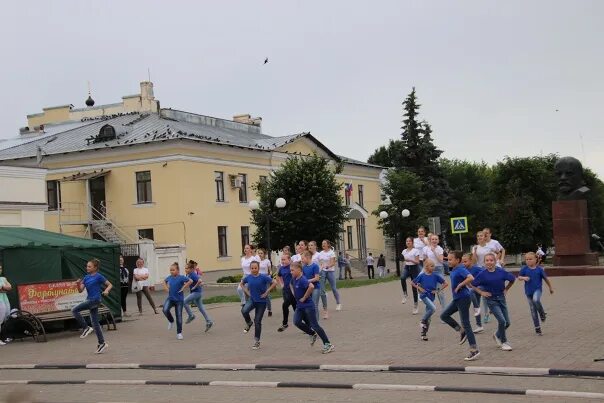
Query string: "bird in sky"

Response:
xmin=555 ymin=109 xmax=559 ymax=112
xmin=264 ymin=57 xmax=269 ymax=65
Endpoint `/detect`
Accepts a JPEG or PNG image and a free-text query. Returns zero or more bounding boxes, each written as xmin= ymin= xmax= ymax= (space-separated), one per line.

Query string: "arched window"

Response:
xmin=94 ymin=124 xmax=117 ymax=143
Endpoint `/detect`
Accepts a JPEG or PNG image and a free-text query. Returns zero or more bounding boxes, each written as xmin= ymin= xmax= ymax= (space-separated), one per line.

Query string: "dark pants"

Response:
xmin=294 ymin=305 xmax=330 ymax=345
xmin=72 ymin=299 xmax=104 ymax=344
xmin=282 ymin=290 xmax=297 ymax=326
xmin=486 ymin=295 xmax=510 ymax=343
xmin=163 ymin=299 xmax=184 ymax=334
xmin=471 ymin=290 xmax=482 ymax=327
xmin=367 ymin=265 xmax=374 ymax=279
xmin=241 ymin=301 xmax=267 ymax=341
xmin=440 ymin=296 xmax=477 ymax=349
xmin=136 ymin=286 xmax=156 ymax=313
xmin=400 ymin=264 xmax=419 ymax=303
xmin=120 ymin=285 xmax=129 ymax=313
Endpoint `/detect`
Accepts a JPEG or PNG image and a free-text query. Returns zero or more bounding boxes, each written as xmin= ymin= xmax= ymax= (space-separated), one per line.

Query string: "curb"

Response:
xmin=0 ymin=379 xmax=602 ymax=399
xmin=1 ymin=363 xmax=603 ymax=377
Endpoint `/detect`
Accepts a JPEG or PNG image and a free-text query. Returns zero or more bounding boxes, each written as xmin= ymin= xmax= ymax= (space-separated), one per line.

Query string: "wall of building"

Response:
xmin=0 ymin=166 xmax=47 ymax=230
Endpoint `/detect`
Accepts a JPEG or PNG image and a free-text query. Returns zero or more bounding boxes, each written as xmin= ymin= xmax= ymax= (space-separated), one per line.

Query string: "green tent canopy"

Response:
xmin=0 ymin=227 xmax=121 ymax=318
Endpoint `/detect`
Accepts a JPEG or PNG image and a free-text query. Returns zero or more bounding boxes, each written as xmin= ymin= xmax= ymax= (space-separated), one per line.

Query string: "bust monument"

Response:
xmin=554 ymin=156 xmax=590 ymax=200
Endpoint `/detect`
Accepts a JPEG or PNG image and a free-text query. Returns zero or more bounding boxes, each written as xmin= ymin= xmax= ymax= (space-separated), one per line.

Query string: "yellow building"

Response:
xmin=0 ymin=82 xmax=385 ymax=283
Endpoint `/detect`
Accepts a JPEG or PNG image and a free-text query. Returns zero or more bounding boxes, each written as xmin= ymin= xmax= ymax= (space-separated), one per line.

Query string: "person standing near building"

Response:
xmin=239 ymin=244 xmax=260 ymax=306
xmin=72 ymin=258 xmax=113 ymax=354
xmin=376 ymin=253 xmax=386 ymax=278
xmin=337 ymin=252 xmax=346 ymax=280
xmin=318 ymin=240 xmax=342 ymax=319
xmin=344 ymin=253 xmax=353 ymax=280
xmin=119 ymin=255 xmax=130 ymax=317
xmin=133 ymin=258 xmax=158 ymax=315
xmin=240 ymin=261 xmax=277 ymax=349
xmin=163 ymin=263 xmax=192 ymax=340
xmin=366 ymin=253 xmax=375 ymax=279
xmin=0 ymin=264 xmax=12 ymax=346
xmin=440 ymin=251 xmax=480 ymax=361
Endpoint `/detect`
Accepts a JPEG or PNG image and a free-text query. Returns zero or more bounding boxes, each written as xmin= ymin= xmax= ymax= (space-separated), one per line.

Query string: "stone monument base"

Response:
xmin=554 ymin=253 xmax=599 ymax=266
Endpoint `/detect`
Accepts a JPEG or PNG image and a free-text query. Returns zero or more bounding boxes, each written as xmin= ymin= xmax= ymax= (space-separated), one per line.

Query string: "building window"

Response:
xmin=218 ymin=226 xmax=228 ymax=257
xmin=238 ymin=173 xmax=248 ymax=203
xmin=358 ymin=184 xmax=364 ymax=207
xmin=136 ymin=171 xmax=152 ymax=203
xmin=347 ymin=225 xmax=354 ymax=250
xmin=138 ymin=228 xmax=154 ymax=241
xmin=259 ymin=175 xmax=267 ymax=186
xmin=344 ymin=183 xmax=352 ymax=206
xmin=241 ymin=226 xmax=250 ymax=254
xmin=215 ymin=171 xmax=225 ymax=202
xmin=46 ymin=180 xmax=61 ymax=211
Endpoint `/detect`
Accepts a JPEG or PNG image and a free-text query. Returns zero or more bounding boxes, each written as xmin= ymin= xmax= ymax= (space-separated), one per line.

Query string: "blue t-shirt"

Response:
xmin=165 ymin=275 xmax=190 ymax=302
xmin=413 ymin=272 xmax=444 ymax=301
xmin=242 ymin=274 xmax=273 ymax=303
xmin=302 ymin=263 xmax=321 ymax=289
xmin=291 ymin=275 xmax=314 ymax=308
xmin=472 ymin=268 xmax=515 ymax=297
xmin=83 ymin=273 xmax=107 ymax=302
xmin=467 ymin=265 xmax=483 ymax=278
xmin=278 ymin=265 xmax=293 ymax=291
xmin=187 ymin=271 xmax=201 ymax=293
xmin=519 ymin=265 xmax=547 ymax=296
xmin=450 ymin=265 xmax=472 ymax=300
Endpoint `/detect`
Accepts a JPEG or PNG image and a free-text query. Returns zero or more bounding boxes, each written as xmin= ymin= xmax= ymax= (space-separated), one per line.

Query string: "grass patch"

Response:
xmin=203 ymin=275 xmax=399 ymax=305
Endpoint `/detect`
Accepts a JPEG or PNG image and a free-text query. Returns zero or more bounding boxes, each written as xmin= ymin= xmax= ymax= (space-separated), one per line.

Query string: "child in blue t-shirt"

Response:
xmin=240 ymin=261 xmax=277 ymax=349
xmin=462 ymin=254 xmax=484 ymax=334
xmin=183 ymin=262 xmax=213 ymax=332
xmin=72 ymin=258 xmax=113 ymax=354
xmin=277 ymin=253 xmax=295 ymax=332
xmin=301 ymin=251 xmax=321 ymax=322
xmin=518 ymin=252 xmax=554 ymax=335
xmin=412 ymin=259 xmax=447 ymax=340
xmin=163 ymin=263 xmax=192 ymax=340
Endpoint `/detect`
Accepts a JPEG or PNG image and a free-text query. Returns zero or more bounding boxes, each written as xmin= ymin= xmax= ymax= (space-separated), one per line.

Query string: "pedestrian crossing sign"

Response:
xmin=450 ymin=217 xmax=468 ymax=234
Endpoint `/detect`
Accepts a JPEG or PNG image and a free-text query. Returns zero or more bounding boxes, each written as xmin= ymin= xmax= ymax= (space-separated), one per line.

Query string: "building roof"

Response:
xmin=0 ymin=109 xmax=381 ymax=169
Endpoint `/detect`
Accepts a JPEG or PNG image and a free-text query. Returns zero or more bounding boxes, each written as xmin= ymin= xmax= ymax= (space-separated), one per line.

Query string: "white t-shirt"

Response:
xmin=366 ymin=256 xmax=375 ymax=266
xmin=423 ymin=245 xmax=444 ymax=266
xmin=133 ymin=267 xmax=150 ymax=287
xmin=536 ymin=248 xmax=545 ymax=257
xmin=318 ymin=249 xmax=336 ymax=271
xmin=473 ymin=244 xmax=491 ymax=267
xmin=241 ymin=255 xmax=260 ymax=275
xmin=291 ymin=254 xmax=302 ymax=263
xmin=414 ymin=237 xmax=429 ymax=259
xmin=311 ymin=252 xmax=320 ymax=265
xmin=402 ymin=248 xmax=420 ymax=266
xmin=259 ymin=258 xmax=272 ymax=275
xmin=486 ymin=239 xmax=504 ymax=265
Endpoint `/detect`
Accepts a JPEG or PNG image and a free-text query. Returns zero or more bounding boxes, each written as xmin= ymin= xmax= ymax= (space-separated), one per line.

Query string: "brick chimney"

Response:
xmin=233 ymin=114 xmax=262 ymax=128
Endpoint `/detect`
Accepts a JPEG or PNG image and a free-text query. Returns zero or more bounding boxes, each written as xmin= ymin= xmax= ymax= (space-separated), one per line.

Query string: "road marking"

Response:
xmin=526 ymin=389 xmax=604 ymax=399
xmin=465 ymin=366 xmax=550 ymax=375
xmin=320 ymin=364 xmax=390 ymax=372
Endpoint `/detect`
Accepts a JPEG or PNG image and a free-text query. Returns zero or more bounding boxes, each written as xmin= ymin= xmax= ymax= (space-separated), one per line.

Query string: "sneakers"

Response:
xmin=243 ymin=322 xmax=253 ymax=333
xmin=278 ymin=324 xmax=288 ymax=332
xmin=268 ymin=311 xmax=273 ymax=317
xmin=177 ymin=333 xmax=184 ymax=340
xmin=322 ymin=309 xmax=329 ymax=319
xmin=310 ymin=333 xmax=318 ymax=346
xmin=501 ymin=342 xmax=512 ymax=351
xmin=205 ymin=321 xmax=214 ymax=333
xmin=483 ymin=313 xmax=491 ymax=323
xmin=186 ymin=315 xmax=196 ymax=324
xmin=322 ymin=343 xmax=335 ymax=354
xmin=464 ymin=350 xmax=480 ymax=361
xmin=95 ymin=343 xmax=108 ymax=354
xmin=421 ymin=334 xmax=428 ymax=341
xmin=402 ymin=295 xmax=408 ymax=304
xmin=168 ymin=322 xmax=174 ymax=331
xmin=0 ymin=340 xmax=6 ymax=346
xmin=474 ymin=308 xmax=481 ymax=317
xmin=540 ymin=312 xmax=547 ymax=322
xmin=473 ymin=326 xmax=484 ymax=334
xmin=336 ymin=304 xmax=342 ymax=311
xmin=459 ymin=331 xmax=468 ymax=345
xmin=412 ymin=305 xmax=419 ymax=315
xmin=80 ymin=326 xmax=94 ymax=339
xmin=535 ymin=327 xmax=542 ymax=336
xmin=493 ymin=331 xmax=502 ymax=347
xmin=252 ymin=341 xmax=261 ymax=350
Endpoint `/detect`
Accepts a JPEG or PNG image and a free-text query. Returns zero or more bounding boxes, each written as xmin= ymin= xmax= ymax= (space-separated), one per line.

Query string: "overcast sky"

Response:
xmin=1 ymin=1 xmax=602 ymax=177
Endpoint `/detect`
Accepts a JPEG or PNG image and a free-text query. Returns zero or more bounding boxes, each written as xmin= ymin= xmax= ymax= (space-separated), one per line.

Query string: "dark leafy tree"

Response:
xmin=251 ymin=155 xmax=349 ymax=250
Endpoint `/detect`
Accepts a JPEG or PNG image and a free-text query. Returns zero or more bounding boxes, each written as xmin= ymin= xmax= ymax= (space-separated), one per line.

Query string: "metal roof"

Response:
xmin=0 ymin=110 xmax=381 ymax=169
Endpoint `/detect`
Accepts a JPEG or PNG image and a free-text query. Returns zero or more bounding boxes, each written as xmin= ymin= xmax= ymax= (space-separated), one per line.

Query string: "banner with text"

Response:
xmin=18 ymin=280 xmax=87 ymax=314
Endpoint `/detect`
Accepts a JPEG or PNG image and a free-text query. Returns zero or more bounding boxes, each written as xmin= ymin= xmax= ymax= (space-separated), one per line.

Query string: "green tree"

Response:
xmin=491 ymin=155 xmax=558 ymax=254
xmin=251 ymin=155 xmax=349 ymax=250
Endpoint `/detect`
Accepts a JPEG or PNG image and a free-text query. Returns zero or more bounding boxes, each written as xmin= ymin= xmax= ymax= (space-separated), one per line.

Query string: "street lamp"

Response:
xmin=379 ymin=207 xmax=410 ymax=277
xmin=249 ymin=198 xmax=286 ymax=261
